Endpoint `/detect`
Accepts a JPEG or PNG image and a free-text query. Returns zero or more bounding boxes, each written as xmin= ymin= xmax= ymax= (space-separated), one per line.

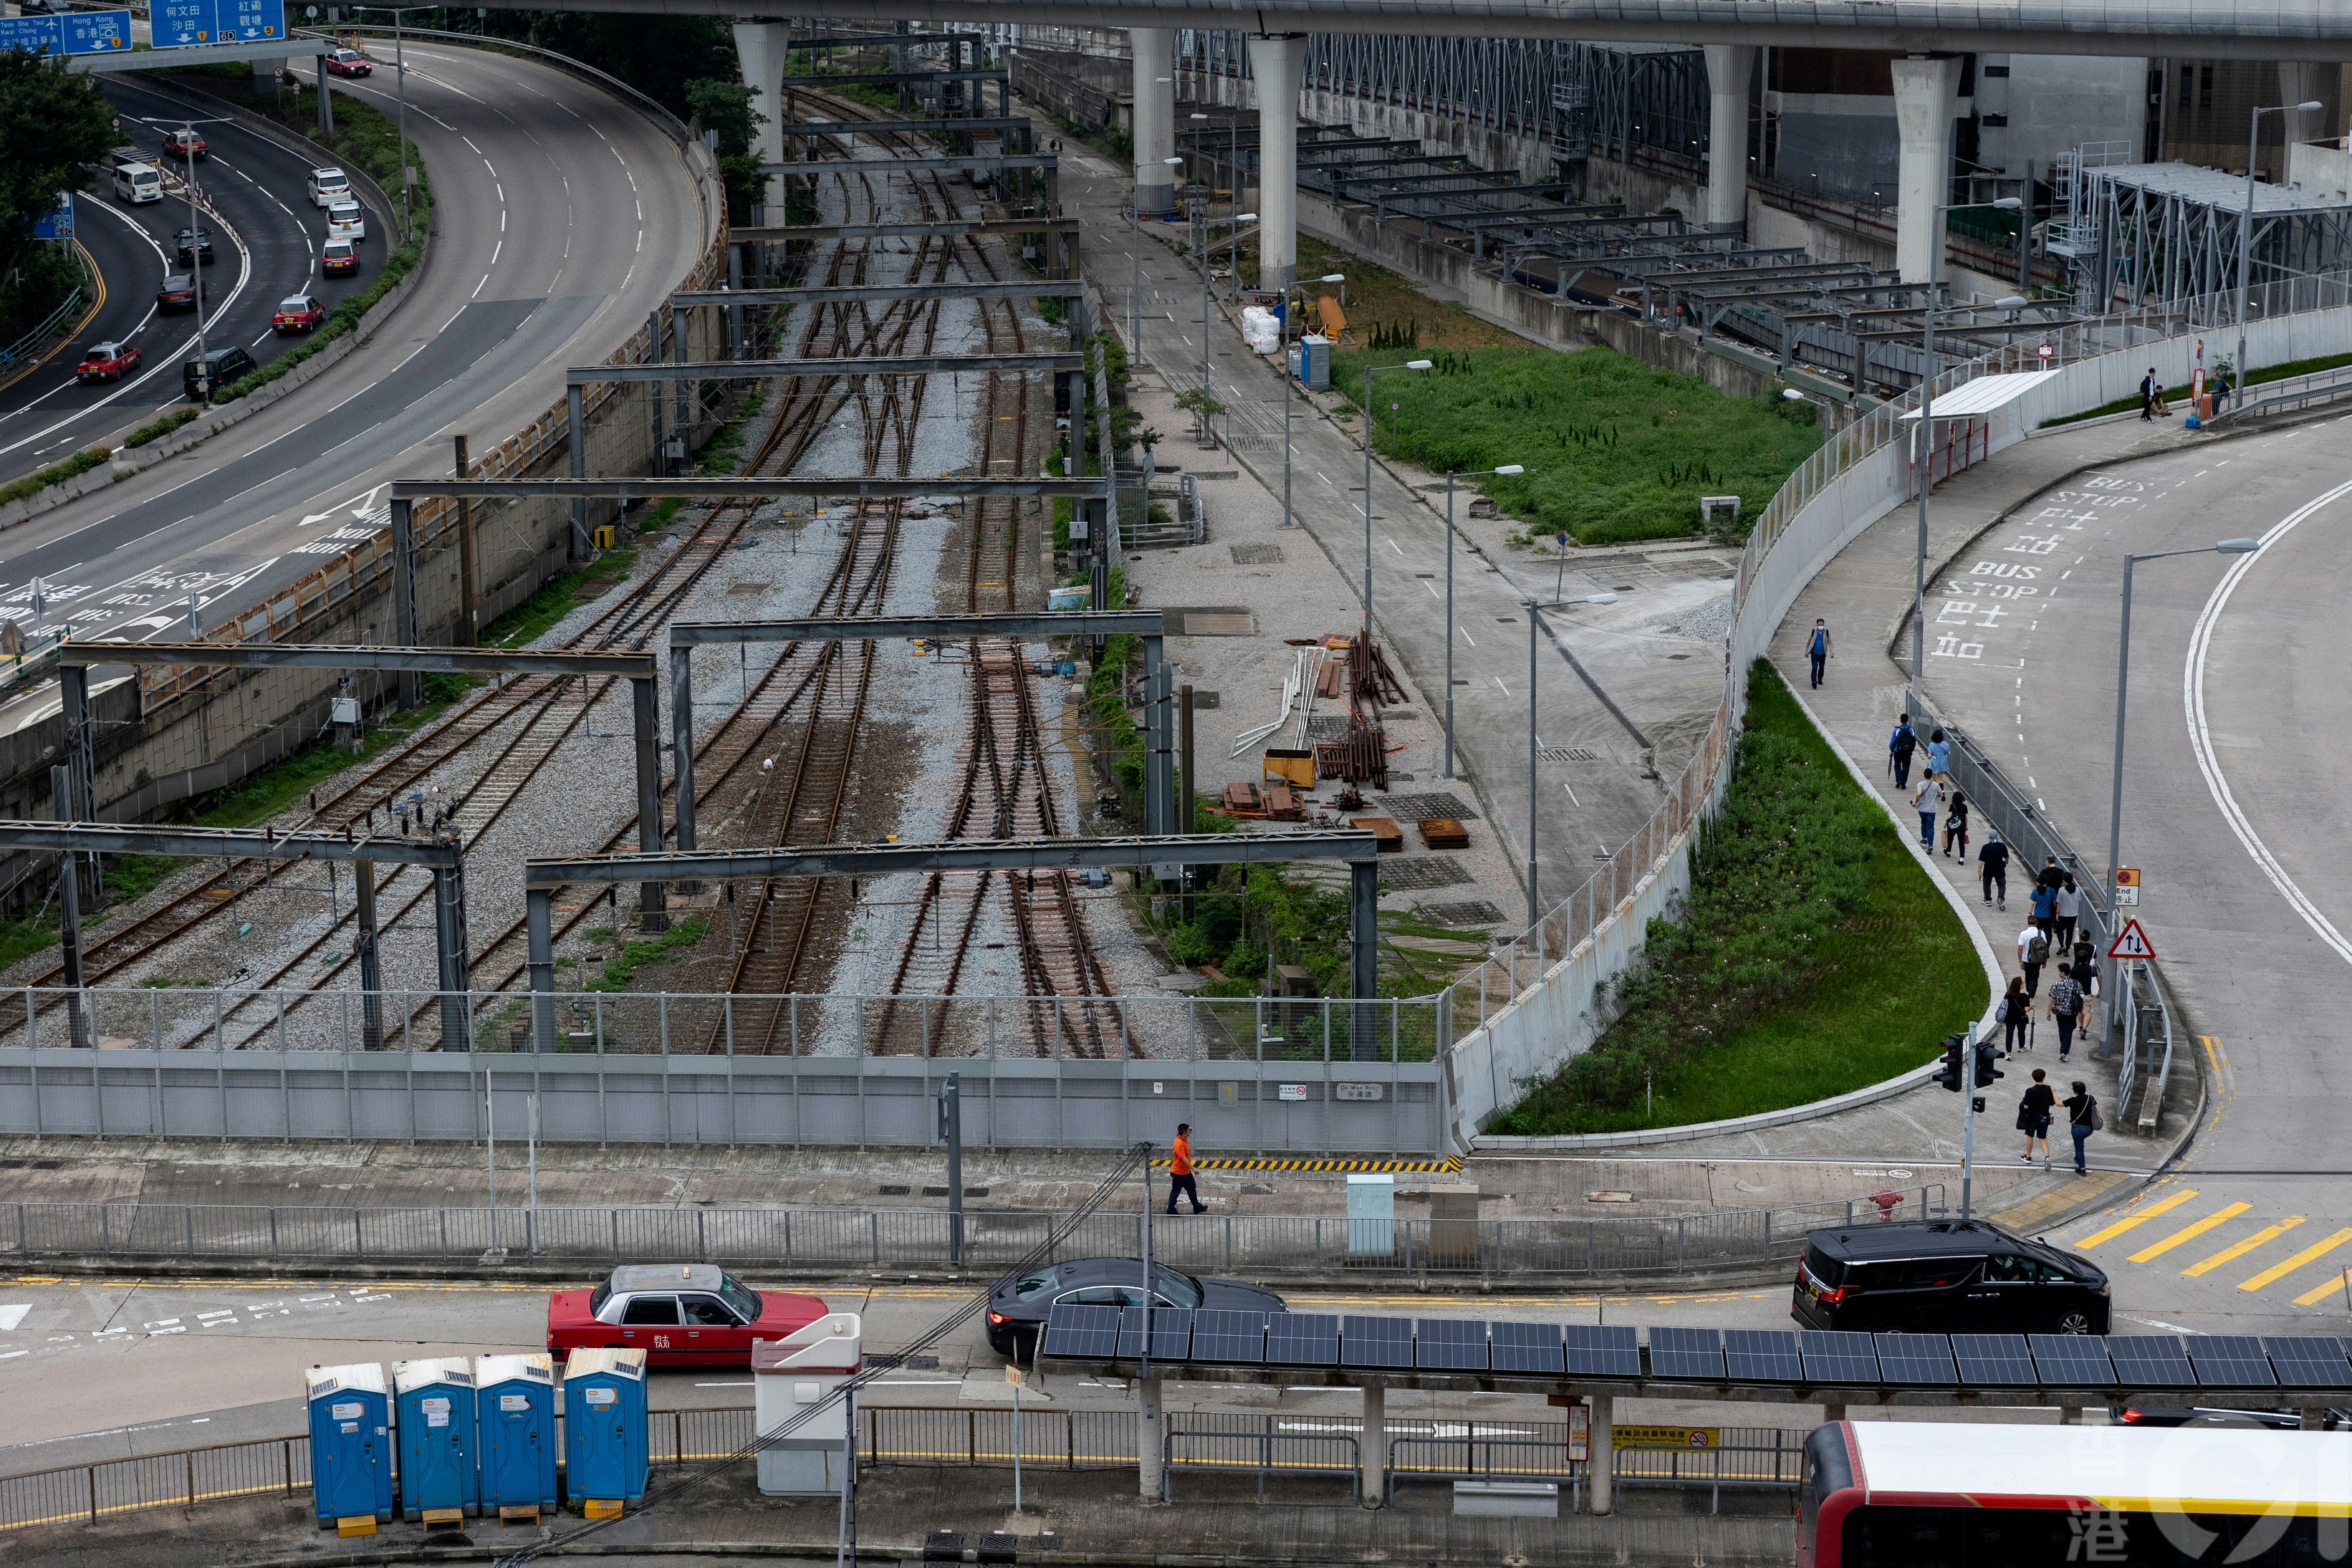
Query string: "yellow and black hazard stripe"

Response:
xmin=1150 ymin=1155 xmax=1464 ymax=1174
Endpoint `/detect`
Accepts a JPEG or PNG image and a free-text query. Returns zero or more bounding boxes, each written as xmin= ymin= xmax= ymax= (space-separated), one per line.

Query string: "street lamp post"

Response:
xmin=1442 ymin=463 xmax=1523 ymax=779
xmin=1360 ymin=359 xmax=1431 ymax=638
xmin=1910 ymin=196 xmax=2025 ymax=694
xmin=1527 ymin=598 xmax=1540 ymax=927
xmin=183 ymin=120 xmax=208 ymax=398
xmin=2107 ymin=539 xmax=2259 ymax=908
xmin=2235 ymin=101 xmax=2324 ymax=393
xmin=1280 ymin=274 xmax=1344 ymax=532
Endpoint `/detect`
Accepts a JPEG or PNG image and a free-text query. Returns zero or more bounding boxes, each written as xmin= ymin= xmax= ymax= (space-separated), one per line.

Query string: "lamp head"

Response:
xmin=1493 ymin=464 xmax=1525 ymax=476
xmin=1404 ymin=359 xmax=1434 ymax=370
xmin=2216 ymin=537 xmax=2262 ymax=554
xmin=1782 ymin=387 xmax=1807 ymax=400
xmin=1995 ymin=294 xmax=2028 ymax=309
xmin=1320 ymin=274 xmax=1346 ymax=283
xmin=2298 ymin=100 xmax=2325 ymax=112
xmin=1234 ymin=212 xmax=1257 ymax=222
xmin=1190 ymin=112 xmax=1209 ymax=120
xmin=1163 ymin=157 xmax=1185 ymax=166
xmin=1991 ymin=196 xmax=2022 ymax=211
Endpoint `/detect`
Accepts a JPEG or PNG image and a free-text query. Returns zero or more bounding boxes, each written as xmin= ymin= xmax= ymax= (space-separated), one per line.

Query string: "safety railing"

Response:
xmin=1163 ymin=1414 xmax=1360 ymax=1501
xmin=0 ymin=1434 xmax=307 ymax=1534
xmin=2215 ymin=359 xmax=2352 ymax=423
xmin=0 ymin=274 xmax=87 ymax=375
xmin=0 ymin=1188 xmax=1941 ymax=1276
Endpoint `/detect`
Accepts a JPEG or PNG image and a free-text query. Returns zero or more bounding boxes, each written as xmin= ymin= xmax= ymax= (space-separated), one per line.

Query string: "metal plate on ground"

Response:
xmin=1417 ymin=900 xmax=1507 ymax=928
xmin=1305 ymin=714 xmax=1350 ymax=741
xmin=1377 ymin=857 xmax=1471 ymax=891
xmin=1163 ymin=607 xmax=1257 ymax=636
xmin=1229 ymin=544 xmax=1285 ymax=565
xmin=1377 ymin=792 xmax=1479 ymax=822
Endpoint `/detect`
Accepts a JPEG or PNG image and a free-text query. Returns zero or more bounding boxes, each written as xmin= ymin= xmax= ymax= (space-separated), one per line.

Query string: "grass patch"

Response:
xmin=125 ymin=407 xmax=199 ymax=448
xmin=1292 ymin=234 xmax=1532 ymax=353
xmin=587 ymin=917 xmax=710 ymax=991
xmin=485 ymin=547 xmax=635 ymax=648
xmin=1492 ymin=663 xmax=1984 ymax=1135
xmin=185 ymin=678 xmax=469 ymax=830
xmin=1334 ymin=344 xmax=1825 ymax=548
xmin=0 ymin=447 xmax=110 ymax=509
xmin=2040 ymin=350 xmax=2352 ymax=428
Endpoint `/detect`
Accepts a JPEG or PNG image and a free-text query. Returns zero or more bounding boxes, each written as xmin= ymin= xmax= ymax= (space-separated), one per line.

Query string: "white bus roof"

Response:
xmin=1850 ymin=1421 xmax=2352 ymax=1513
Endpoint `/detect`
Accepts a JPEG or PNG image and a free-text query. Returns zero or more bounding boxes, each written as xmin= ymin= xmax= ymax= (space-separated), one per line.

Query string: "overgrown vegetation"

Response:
xmin=0 ymin=446 xmax=107 ymax=509
xmin=0 ymin=52 xmax=113 ymax=342
xmin=1492 ymin=663 xmax=1983 ymax=1135
xmin=1333 ymin=345 xmax=1825 ymax=547
xmin=486 ymin=544 xmax=636 ymax=648
xmin=124 ymin=407 xmax=199 ymax=448
xmin=1289 ymin=235 xmax=1529 ymax=353
xmin=583 ymin=918 xmax=710 ymax=991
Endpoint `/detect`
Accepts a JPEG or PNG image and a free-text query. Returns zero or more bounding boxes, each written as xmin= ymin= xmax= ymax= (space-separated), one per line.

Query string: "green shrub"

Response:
xmin=0 ymin=447 xmax=109 ymax=509
xmin=125 ymin=407 xmax=199 ymax=448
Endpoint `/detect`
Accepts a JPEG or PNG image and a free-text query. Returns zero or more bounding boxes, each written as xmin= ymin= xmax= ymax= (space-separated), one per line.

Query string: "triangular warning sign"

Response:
xmin=2108 ymin=918 xmax=2156 ymax=960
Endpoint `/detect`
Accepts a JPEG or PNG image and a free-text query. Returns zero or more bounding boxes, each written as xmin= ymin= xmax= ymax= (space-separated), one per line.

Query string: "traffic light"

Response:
xmin=1974 ymin=1036 xmax=2005 ymax=1088
xmin=1935 ymin=1033 xmax=1965 ymax=1092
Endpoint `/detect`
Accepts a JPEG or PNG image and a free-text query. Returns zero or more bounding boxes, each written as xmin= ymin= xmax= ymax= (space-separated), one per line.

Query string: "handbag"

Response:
xmin=2087 ymin=1097 xmax=2103 ymax=1132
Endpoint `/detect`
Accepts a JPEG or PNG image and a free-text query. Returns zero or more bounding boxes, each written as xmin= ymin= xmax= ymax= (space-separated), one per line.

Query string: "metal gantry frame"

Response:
xmin=521 ymin=831 xmax=1384 ymax=1052
xmin=666 ymin=612 xmax=1178 ymax=853
xmin=667 ymin=278 xmax=1089 ymax=393
xmin=2063 ymin=160 xmax=2352 ymax=312
xmin=0 ymin=819 xmax=466 ymax=1052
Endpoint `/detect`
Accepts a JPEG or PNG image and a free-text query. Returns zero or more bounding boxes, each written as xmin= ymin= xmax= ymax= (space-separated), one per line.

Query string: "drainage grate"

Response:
xmin=1378 ymin=856 xmax=1472 ymax=891
xmin=1419 ymin=899 xmax=1509 ymax=928
xmin=1538 ymin=746 xmax=1598 ymax=762
xmin=1229 ymin=543 xmax=1285 ymax=566
xmin=1164 ymin=606 xmax=1257 ymax=636
xmin=1378 ymin=792 xmax=1479 ymax=821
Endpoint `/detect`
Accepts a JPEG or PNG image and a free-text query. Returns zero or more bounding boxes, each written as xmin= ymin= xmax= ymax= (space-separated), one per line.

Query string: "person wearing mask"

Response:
xmin=1913 ymin=772 xmax=1944 ymax=849
xmin=2018 ymin=920 xmax=2051 ymax=997
xmin=1978 ymin=832 xmax=2010 ymax=910
xmin=1807 ymin=619 xmax=1833 ymax=688
xmin=2048 ymin=963 xmax=2088 ymax=1061
xmin=1888 ymin=714 xmax=1918 ymax=789
xmin=1166 ymin=1123 xmax=1206 ymax=1215
xmin=2017 ymin=1069 xmax=2056 ymax=1166
xmin=1944 ymin=790 xmax=1970 ymax=860
xmin=1997 ymin=974 xmax=2031 ymax=1054
xmin=2064 ymin=1081 xmax=2099 ymax=1174
xmin=2055 ymin=875 xmax=2080 ymax=950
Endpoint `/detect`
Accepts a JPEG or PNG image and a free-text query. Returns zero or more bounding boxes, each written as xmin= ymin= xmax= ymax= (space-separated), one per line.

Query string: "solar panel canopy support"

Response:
xmin=1362 ymin=1379 xmax=1387 ymax=1506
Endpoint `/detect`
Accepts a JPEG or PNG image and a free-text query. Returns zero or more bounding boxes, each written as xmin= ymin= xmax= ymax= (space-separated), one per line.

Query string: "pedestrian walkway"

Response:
xmin=2068 ymin=1183 xmax=2352 ymax=1309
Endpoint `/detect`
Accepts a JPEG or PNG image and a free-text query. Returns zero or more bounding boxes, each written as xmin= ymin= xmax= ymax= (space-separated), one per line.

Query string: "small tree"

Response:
xmin=1174 ymin=386 xmax=1225 ymax=443
xmin=0 ymin=51 xmax=112 ymax=336
xmin=685 ymin=77 xmax=768 ymax=225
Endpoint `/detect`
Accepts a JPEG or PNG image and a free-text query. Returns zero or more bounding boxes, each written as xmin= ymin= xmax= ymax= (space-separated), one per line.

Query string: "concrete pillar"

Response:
xmin=2280 ymin=62 xmax=2327 ymax=157
xmin=732 ymin=21 xmax=789 ymax=191
xmin=2059 ymin=1401 xmax=2083 ymax=1425
xmin=1133 ymin=29 xmax=1176 ymax=216
xmin=1891 ymin=55 xmax=1963 ymax=284
xmin=1823 ymin=1400 xmax=1847 ymax=1424
xmin=1137 ymin=1375 xmax=1164 ymax=1500
xmin=1247 ymin=34 xmax=1307 ymax=289
xmin=1703 ymin=45 xmax=1756 ymax=230
xmin=1360 ymin=1382 xmax=1386 ymax=1506
xmin=1588 ymin=1393 xmax=1614 ymax=1515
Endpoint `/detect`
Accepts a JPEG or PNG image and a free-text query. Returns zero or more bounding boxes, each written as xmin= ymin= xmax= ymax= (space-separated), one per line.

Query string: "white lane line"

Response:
xmin=1457 ymin=626 xmax=1476 ymax=648
xmin=1493 ymin=676 xmax=1509 ymax=695
xmin=2186 ymin=476 xmax=2352 ymax=967
xmin=0 ymin=1350 xmax=24 ymax=1361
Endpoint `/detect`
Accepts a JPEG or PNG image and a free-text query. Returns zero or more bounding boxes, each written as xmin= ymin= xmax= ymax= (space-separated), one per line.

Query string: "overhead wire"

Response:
xmin=494 ymin=1141 xmax=1151 ymax=1568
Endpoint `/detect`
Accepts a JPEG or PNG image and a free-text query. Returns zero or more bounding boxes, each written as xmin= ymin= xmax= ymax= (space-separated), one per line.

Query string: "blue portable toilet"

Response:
xmin=561 ymin=1347 xmax=648 ymax=1516
xmin=305 ymin=1362 xmax=392 ymax=1534
xmin=475 ymin=1352 xmax=558 ymax=1523
xmin=393 ymin=1357 xmax=479 ymax=1524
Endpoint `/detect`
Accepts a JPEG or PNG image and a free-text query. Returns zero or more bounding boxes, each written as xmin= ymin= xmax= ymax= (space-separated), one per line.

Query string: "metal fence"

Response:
xmin=0 ymin=1188 xmax=1941 ymax=1276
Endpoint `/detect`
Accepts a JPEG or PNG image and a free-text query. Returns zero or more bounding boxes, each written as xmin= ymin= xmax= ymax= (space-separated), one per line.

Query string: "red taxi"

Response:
xmin=323 ymin=47 xmax=372 ymax=77
xmin=160 ymin=128 xmax=208 ymax=162
xmin=547 ymin=1264 xmax=827 ymax=1367
xmin=272 ymin=294 xmax=327 ymax=333
xmin=75 ymin=340 xmax=141 ymax=383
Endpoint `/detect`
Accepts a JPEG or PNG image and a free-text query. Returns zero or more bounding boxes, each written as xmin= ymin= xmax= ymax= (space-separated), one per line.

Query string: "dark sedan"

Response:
xmin=174 ymin=226 xmax=214 ymax=265
xmin=155 ymin=272 xmax=199 ymax=312
xmin=984 ymin=1256 xmax=1285 ymax=1362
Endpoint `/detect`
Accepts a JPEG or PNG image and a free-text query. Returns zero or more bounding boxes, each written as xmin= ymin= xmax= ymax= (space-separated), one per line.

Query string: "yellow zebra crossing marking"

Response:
xmin=2128 ymin=1202 xmax=2251 ymax=1264
xmin=2294 ymin=1271 xmax=2352 ymax=1309
xmin=2077 ymin=1188 xmax=2199 ymax=1248
xmin=2181 ymin=1216 xmax=2305 ymax=1278
xmin=2239 ymin=1229 xmax=2352 ymax=1293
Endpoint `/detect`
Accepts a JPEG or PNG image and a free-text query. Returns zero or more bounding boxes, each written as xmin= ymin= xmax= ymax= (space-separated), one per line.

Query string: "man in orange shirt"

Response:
xmin=1167 ymin=1123 xmax=1205 ymax=1215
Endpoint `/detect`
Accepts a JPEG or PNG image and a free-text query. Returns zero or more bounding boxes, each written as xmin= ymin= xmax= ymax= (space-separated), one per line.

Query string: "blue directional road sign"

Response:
xmin=0 ymin=8 xmax=130 ymax=53
xmin=156 ymin=0 xmax=283 ymax=48
xmin=33 ymin=196 xmax=73 ymax=243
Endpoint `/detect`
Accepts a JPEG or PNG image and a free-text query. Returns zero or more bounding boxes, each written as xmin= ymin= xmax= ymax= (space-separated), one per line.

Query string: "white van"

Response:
xmin=307 ymin=166 xmax=350 ymax=208
xmin=325 ymin=199 xmax=365 ymax=241
xmin=114 ymin=162 xmax=163 ymax=203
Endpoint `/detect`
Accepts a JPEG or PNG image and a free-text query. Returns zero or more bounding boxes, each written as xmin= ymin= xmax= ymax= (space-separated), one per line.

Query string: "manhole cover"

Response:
xmin=1230 ymin=543 xmax=1285 ymax=565
xmin=1418 ymin=899 xmax=1508 ymax=928
xmin=1378 ymin=857 xmax=1472 ymax=891
xmin=1165 ymin=606 xmax=1257 ymax=636
xmin=1379 ymin=792 xmax=1479 ymax=821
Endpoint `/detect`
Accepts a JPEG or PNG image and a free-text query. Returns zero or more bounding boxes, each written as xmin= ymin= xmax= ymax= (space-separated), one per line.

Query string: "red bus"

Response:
xmin=1800 ymin=1418 xmax=2352 ymax=1564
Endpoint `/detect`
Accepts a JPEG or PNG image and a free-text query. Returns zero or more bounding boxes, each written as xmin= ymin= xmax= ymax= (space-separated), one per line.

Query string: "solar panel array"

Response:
xmin=1037 ymin=1311 xmax=2352 ymax=1393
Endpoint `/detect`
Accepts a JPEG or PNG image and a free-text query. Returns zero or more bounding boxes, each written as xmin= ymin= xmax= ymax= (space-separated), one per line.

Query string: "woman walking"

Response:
xmin=1997 ymin=976 xmax=2031 ymax=1054
xmin=2055 ymin=875 xmax=2080 ymax=950
xmin=1943 ymin=791 xmax=1970 ymax=860
xmin=2063 ymin=1081 xmax=2099 ymax=1175
xmin=2017 ymin=1069 xmax=2055 ymax=1165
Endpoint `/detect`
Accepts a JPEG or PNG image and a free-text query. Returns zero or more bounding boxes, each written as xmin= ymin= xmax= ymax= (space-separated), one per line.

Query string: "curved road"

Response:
xmin=0 ymin=39 xmax=711 ymax=643
xmin=1916 ymin=409 xmax=2352 ymax=1336
xmin=0 ymin=74 xmax=390 ymax=484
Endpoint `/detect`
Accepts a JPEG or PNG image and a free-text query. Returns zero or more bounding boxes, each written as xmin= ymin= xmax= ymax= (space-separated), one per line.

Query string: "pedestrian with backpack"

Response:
xmin=2017 ymin=1069 xmax=2056 ymax=1165
xmin=2048 ymin=963 xmax=2088 ymax=1061
xmin=1944 ymin=791 xmax=1970 ymax=860
xmin=1997 ymin=975 xmax=2031 ymax=1053
xmin=2063 ymin=1081 xmax=2100 ymax=1174
xmin=2018 ymin=921 xmax=2050 ymax=997
xmin=2030 ymin=877 xmax=2060 ymax=940
xmin=1979 ymin=832 xmax=2010 ymax=909
xmin=1889 ymin=714 xmax=1918 ymax=789
xmin=1913 ymin=773 xmax=1944 ymax=848
xmin=2073 ymin=937 xmax=2101 ymax=999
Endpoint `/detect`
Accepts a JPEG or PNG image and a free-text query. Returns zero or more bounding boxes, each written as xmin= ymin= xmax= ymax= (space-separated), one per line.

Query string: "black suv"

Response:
xmin=183 ymin=345 xmax=254 ymax=400
xmin=1792 ymin=1219 xmax=2110 ymax=1334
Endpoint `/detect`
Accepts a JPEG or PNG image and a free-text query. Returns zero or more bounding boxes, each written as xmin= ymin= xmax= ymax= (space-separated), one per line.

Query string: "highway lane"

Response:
xmin=0 ymin=39 xmax=710 ymax=648
xmin=1911 ymin=411 xmax=2352 ymax=1334
xmin=0 ymin=76 xmax=388 ymax=485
